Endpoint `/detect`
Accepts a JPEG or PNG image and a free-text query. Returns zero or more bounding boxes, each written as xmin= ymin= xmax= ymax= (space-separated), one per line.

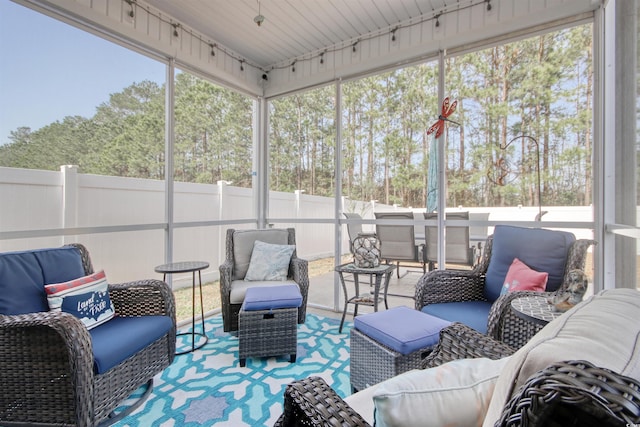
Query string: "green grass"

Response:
xmin=171 ymin=256 xmax=345 ymax=323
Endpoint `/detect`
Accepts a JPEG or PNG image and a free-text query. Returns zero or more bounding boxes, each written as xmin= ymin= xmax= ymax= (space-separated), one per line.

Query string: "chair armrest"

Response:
xmin=219 ymin=259 xmax=233 ymax=293
xmin=0 ymin=311 xmax=95 ymax=421
xmin=274 ymin=376 xmax=371 ymax=427
xmin=109 ymin=279 xmax=176 ymax=321
xmin=496 ymin=360 xmax=640 ymax=427
xmin=414 ymin=269 xmax=486 ymax=310
xmin=290 ymin=256 xmax=309 ymax=291
xmin=486 ymin=290 xmax=551 ymax=349
xmin=290 ymin=256 xmax=309 ymax=324
xmin=422 ymin=322 xmax=515 ymax=369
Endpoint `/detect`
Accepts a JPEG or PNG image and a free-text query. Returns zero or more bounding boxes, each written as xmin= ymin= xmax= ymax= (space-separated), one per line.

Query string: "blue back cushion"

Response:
xmin=0 ymin=247 xmax=85 ymax=314
xmin=484 ymin=226 xmax=575 ymax=302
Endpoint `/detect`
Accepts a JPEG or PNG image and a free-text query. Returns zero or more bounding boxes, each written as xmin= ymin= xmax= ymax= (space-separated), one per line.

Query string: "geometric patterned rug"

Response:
xmin=112 ymin=313 xmax=353 ymax=426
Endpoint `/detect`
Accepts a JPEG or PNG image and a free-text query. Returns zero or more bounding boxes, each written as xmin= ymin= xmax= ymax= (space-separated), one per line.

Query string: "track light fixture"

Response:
xmin=320 ymin=52 xmax=325 ymax=64
xmin=240 ymin=60 xmax=244 ymax=71
xmin=352 ymin=41 xmax=358 ymax=53
xmin=172 ymin=23 xmax=180 ymax=37
xmin=435 ymin=14 xmax=441 ymax=28
xmin=486 ymin=0 xmax=492 ymax=11
xmin=391 ymin=27 xmax=398 ymax=42
xmin=291 ymin=61 xmax=296 ymax=72
xmin=210 ymin=43 xmax=216 ymax=56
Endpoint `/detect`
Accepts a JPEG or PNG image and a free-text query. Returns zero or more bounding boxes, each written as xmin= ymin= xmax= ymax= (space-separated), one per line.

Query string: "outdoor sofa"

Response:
xmin=276 ymin=288 xmax=640 ymax=426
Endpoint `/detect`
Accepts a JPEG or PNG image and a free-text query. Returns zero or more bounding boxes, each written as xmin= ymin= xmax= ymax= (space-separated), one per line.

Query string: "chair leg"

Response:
xmin=98 ymin=378 xmax=154 ymax=427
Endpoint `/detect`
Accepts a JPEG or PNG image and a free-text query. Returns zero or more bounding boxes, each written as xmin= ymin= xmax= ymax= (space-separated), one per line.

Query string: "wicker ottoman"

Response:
xmin=238 ymin=284 xmax=302 ymax=367
xmin=350 ymin=306 xmax=451 ymax=391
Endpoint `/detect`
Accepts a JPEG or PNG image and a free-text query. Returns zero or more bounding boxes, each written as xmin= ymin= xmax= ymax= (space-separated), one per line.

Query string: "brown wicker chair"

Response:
xmin=274 ymin=323 xmax=640 ymax=427
xmin=415 ymin=226 xmax=596 ymax=349
xmin=0 ymin=243 xmax=176 ymax=427
xmin=219 ymin=228 xmax=309 ymax=332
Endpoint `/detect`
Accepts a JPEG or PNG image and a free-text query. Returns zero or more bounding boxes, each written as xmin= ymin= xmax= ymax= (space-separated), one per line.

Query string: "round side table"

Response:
xmin=511 ymin=295 xmax=563 ymax=326
xmin=155 ymin=261 xmax=209 ymax=355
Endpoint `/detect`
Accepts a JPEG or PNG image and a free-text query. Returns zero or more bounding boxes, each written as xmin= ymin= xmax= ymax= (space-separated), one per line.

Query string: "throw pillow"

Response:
xmin=500 ymin=258 xmax=548 ymax=295
xmin=44 ymin=270 xmax=115 ymax=330
xmin=244 ymin=240 xmax=295 ymax=281
xmin=373 ymin=356 xmax=511 ymax=427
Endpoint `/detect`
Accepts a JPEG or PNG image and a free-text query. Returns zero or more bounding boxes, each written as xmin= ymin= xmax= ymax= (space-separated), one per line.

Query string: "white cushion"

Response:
xmin=483 ymin=288 xmax=640 ymax=426
xmin=373 ymin=357 xmax=510 ymax=427
xmin=245 ymin=240 xmax=295 ymax=281
xmin=344 ymin=383 xmax=380 ymax=425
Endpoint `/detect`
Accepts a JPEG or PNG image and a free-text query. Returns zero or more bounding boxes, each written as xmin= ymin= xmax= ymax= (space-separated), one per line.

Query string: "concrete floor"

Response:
xmin=305 ymin=262 xmax=438 ymax=323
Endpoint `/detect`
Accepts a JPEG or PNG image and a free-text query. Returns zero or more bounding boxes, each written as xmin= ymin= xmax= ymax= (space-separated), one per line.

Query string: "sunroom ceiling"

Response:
xmin=145 ymin=0 xmax=450 ymax=69
xmin=36 ymin=0 xmax=599 ymax=96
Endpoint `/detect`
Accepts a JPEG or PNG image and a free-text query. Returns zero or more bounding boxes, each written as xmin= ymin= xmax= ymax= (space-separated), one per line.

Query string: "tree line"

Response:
xmin=1 ymin=24 xmax=592 ymax=209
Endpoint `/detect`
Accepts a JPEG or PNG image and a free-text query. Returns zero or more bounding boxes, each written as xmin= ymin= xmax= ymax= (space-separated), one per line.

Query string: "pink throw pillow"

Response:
xmin=501 ymin=258 xmax=548 ymax=294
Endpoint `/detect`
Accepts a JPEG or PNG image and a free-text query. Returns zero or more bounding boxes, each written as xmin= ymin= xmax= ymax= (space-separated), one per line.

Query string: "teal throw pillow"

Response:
xmin=244 ymin=240 xmax=295 ymax=281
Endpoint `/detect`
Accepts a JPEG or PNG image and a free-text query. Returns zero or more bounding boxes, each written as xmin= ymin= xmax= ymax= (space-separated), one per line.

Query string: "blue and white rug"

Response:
xmin=113 ymin=313 xmax=352 ymax=426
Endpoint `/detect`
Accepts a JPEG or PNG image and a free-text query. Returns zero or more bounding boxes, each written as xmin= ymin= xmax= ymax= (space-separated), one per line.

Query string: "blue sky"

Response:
xmin=0 ymin=0 xmax=166 ymax=145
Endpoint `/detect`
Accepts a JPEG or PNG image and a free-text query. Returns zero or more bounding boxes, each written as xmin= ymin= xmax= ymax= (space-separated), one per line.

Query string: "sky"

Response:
xmin=0 ymin=0 xmax=166 ymax=145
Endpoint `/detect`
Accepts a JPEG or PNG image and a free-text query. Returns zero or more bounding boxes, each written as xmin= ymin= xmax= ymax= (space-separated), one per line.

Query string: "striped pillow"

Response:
xmin=45 ymin=270 xmax=115 ymax=330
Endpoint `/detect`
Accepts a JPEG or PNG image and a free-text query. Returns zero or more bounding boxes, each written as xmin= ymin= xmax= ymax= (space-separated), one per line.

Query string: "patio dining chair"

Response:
xmin=374 ymin=211 xmax=426 ymax=278
xmin=343 ymin=212 xmax=365 ymax=255
xmin=423 ymin=211 xmax=476 ymax=270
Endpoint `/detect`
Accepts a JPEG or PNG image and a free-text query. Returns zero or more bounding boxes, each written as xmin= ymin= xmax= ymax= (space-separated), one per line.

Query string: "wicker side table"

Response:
xmin=238 ymin=285 xmax=302 ymax=367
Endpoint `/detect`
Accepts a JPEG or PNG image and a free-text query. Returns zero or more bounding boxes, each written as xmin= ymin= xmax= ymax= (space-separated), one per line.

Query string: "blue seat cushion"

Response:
xmin=421 ymin=301 xmax=493 ymax=334
xmin=354 ymin=306 xmax=451 ymax=355
xmin=90 ymin=315 xmax=173 ymax=374
xmin=243 ymin=284 xmax=302 ymax=311
xmin=0 ymin=247 xmax=85 ymax=314
xmin=484 ymin=226 xmax=576 ymax=302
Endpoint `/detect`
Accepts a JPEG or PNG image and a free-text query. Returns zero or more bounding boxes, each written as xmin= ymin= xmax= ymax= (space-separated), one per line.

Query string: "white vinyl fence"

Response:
xmin=0 ymin=166 xmax=596 ymax=289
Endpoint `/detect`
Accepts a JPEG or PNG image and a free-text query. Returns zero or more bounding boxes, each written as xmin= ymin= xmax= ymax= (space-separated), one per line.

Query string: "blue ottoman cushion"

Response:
xmin=243 ymin=284 xmax=302 ymax=311
xmin=354 ymin=306 xmax=451 ymax=355
xmin=421 ymin=301 xmax=493 ymax=334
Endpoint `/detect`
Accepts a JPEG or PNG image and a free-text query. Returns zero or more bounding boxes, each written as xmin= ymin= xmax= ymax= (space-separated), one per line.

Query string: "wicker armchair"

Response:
xmin=275 ymin=323 xmax=640 ymax=427
xmin=0 ymin=244 xmax=176 ymax=427
xmin=219 ymin=228 xmax=309 ymax=332
xmin=415 ymin=226 xmax=596 ymax=349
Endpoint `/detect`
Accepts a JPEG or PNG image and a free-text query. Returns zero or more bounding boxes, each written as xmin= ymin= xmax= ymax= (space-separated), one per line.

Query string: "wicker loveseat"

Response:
xmin=415 ymin=225 xmax=596 ymax=349
xmin=276 ymin=289 xmax=640 ymax=427
xmin=0 ymin=244 xmax=176 ymax=427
